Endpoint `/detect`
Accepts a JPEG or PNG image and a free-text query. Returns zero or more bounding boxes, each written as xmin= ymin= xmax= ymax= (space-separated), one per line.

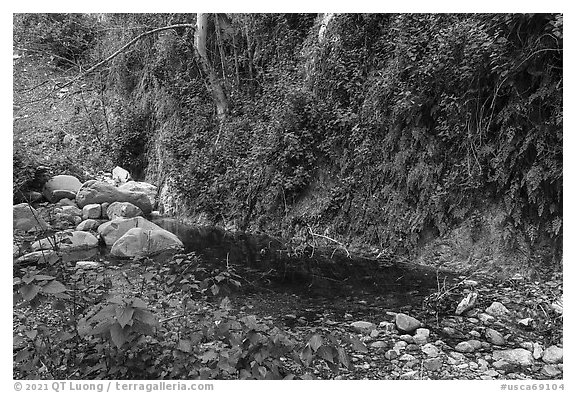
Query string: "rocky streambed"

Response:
xmin=13 ymin=169 xmax=563 ymax=380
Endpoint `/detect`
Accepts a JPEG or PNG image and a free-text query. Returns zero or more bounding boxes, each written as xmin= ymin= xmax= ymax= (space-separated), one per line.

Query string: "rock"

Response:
xmin=75 ymin=261 xmax=101 ymax=269
xmin=542 ymin=365 xmax=561 ymax=377
xmin=385 ymin=349 xmax=398 ymax=360
xmin=110 ymin=227 xmax=184 ymax=257
xmin=15 ymin=250 xmax=58 ymax=265
xmin=393 ymin=341 xmax=407 ymax=351
xmin=421 ymin=343 xmax=440 ymax=358
xmin=485 ymin=302 xmax=509 ymax=317
xmin=118 ymin=181 xmax=158 ymax=207
xmin=406 ymin=344 xmax=419 ymax=352
xmin=82 ymin=204 xmax=101 ymax=220
xmin=56 ymin=198 xmax=77 ymax=207
xmin=448 ymin=351 xmax=467 ymax=364
xmin=399 ymin=354 xmax=416 ymax=362
xmin=462 ymin=279 xmax=479 ymax=287
xmin=395 ymin=313 xmax=422 ymax=333
xmin=493 ymin=359 xmax=515 ymax=372
xmin=485 ymin=328 xmax=506 ymax=346
xmin=484 ymin=370 xmax=500 ymax=378
xmin=423 ymin=357 xmax=443 ymax=371
xmin=517 ymin=318 xmax=535 ymax=328
xmin=101 ymin=202 xmax=110 ymax=218
xmin=369 ymin=329 xmax=379 ymax=338
xmin=399 ymin=334 xmax=414 ymax=343
xmin=493 ymin=348 xmax=534 ymax=366
xmin=42 ymin=175 xmax=82 ymax=203
xmin=542 ymin=346 xmax=563 ymax=364
xmin=112 ymin=166 xmax=131 ymax=184
xmin=76 ymin=180 xmax=152 ymax=214
xmin=399 ymin=370 xmax=418 ymax=380
xmin=478 ymin=313 xmax=495 ymax=324
xmin=415 ymin=328 xmax=430 ymax=338
xmin=533 ymin=343 xmax=544 ymax=360
xmin=455 ymin=292 xmax=478 ymax=315
xmin=106 ymin=201 xmax=143 ymax=220
xmin=62 ymin=205 xmax=82 ymax=216
xmin=76 ymin=219 xmax=100 ymax=231
xmin=469 ymin=339 xmax=483 ymax=350
xmin=13 ymin=203 xmax=49 ymax=232
xmin=442 ymin=327 xmax=457 ymax=336
xmin=413 ymin=334 xmax=428 ymax=345
xmin=370 ymin=341 xmax=387 ymax=348
xmin=469 ymin=330 xmax=481 ymax=338
xmin=455 ymin=341 xmax=476 ymax=353
xmin=98 ymin=216 xmax=162 ymax=246
xmin=520 ymin=342 xmax=533 ymax=351
xmin=16 ymin=190 xmax=43 ymax=203
xmin=379 ymin=321 xmax=396 ymax=333
xmin=31 ymin=231 xmax=99 ymax=251
xmin=551 ymin=295 xmax=563 ymax=315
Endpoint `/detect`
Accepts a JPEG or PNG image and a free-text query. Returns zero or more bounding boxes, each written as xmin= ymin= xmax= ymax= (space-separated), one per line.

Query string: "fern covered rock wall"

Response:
xmin=44 ymin=13 xmax=562 ymax=268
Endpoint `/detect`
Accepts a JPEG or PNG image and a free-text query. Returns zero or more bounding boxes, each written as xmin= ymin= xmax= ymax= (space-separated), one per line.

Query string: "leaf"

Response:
xmin=25 ymin=330 xmax=38 ymax=339
xmin=20 ymin=284 xmax=40 ymax=301
xmin=211 ymin=284 xmax=220 ymax=296
xmin=40 ymin=280 xmax=67 ymax=294
xmin=88 ymin=318 xmax=114 ymax=336
xmin=308 ymin=334 xmax=323 ymax=352
xmin=220 ymin=296 xmax=232 ymax=310
xmin=133 ymin=309 xmax=158 ymax=327
xmin=90 ymin=304 xmax=117 ymax=322
xmin=337 ymin=347 xmax=351 ymax=369
xmin=131 ymin=297 xmax=148 ymax=309
xmin=200 ymin=350 xmax=217 ymax=363
xmin=316 ymin=345 xmax=334 ymax=363
xmin=299 ymin=345 xmax=313 ymax=367
xmin=107 ymin=296 xmax=125 ymax=305
xmin=15 ymin=348 xmax=32 ymax=363
xmin=116 ymin=306 xmax=135 ymax=328
xmin=178 ymin=339 xmax=192 ymax=353
xmin=109 ymin=323 xmax=127 ymax=348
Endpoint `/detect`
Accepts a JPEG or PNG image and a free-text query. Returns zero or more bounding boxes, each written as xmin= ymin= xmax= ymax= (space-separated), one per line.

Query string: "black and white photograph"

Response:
xmin=12 ymin=10 xmax=564 ymax=385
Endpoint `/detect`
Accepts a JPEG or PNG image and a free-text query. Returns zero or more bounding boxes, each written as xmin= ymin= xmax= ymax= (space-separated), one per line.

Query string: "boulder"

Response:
xmin=350 ymin=321 xmax=376 ymax=334
xmin=485 ymin=328 xmax=506 ymax=346
xmin=42 ymin=175 xmax=82 ymax=203
xmin=455 ymin=292 xmax=478 ymax=315
xmin=13 ymin=203 xmax=49 ymax=232
xmin=61 ymin=205 xmax=82 ymax=216
xmin=423 ymin=357 xmax=443 ymax=371
xmin=493 ymin=348 xmax=534 ymax=366
xmin=110 ymin=227 xmax=183 ymax=257
xmin=454 ymin=341 xmax=476 ymax=353
xmin=56 ymin=198 xmax=77 ymax=207
xmin=76 ymin=180 xmax=152 ymax=213
xmin=98 ymin=216 xmax=162 ymax=246
xmin=395 ymin=313 xmax=422 ymax=333
xmin=421 ymin=343 xmax=440 ymax=358
xmin=82 ymin=204 xmax=102 ymax=220
xmin=31 ymin=231 xmax=99 ymax=251
xmin=118 ymin=181 xmax=158 ymax=207
xmin=485 ymin=301 xmax=509 ymax=317
xmin=15 ymin=250 xmax=58 ymax=265
xmin=542 ymin=346 xmax=563 ymax=364
xmin=106 ymin=201 xmax=143 ymax=220
xmin=112 ymin=166 xmax=131 ymax=184
xmin=76 ymin=219 xmax=104 ymax=232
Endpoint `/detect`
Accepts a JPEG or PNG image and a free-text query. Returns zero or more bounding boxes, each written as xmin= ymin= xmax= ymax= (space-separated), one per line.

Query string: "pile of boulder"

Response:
xmin=14 ymin=166 xmax=183 ymax=262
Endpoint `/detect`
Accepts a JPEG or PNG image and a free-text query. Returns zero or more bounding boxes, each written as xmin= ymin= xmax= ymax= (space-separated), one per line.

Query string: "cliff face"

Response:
xmin=70 ymin=14 xmax=564 ymax=268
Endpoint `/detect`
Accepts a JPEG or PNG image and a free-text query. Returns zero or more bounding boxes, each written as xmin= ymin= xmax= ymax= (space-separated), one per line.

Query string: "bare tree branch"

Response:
xmin=57 ymin=24 xmax=196 ymax=90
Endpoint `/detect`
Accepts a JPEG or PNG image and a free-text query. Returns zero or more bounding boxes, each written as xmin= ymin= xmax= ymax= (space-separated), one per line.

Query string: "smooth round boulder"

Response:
xmin=112 ymin=166 xmax=131 ymax=184
xmin=395 ymin=313 xmax=422 ymax=333
xmin=82 ymin=204 xmax=102 ymax=220
xmin=42 ymin=175 xmax=82 ymax=203
xmin=98 ymin=216 xmax=162 ymax=246
xmin=110 ymin=227 xmax=183 ymax=257
xmin=76 ymin=180 xmax=152 ymax=214
xmin=31 ymin=230 xmax=99 ymax=251
xmin=106 ymin=201 xmax=143 ymax=220
xmin=118 ymin=181 xmax=158 ymax=207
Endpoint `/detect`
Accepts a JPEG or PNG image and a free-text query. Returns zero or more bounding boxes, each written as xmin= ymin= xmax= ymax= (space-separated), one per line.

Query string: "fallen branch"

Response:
xmin=307 ymin=226 xmax=350 ymax=258
xmin=57 ymin=23 xmax=196 ymax=90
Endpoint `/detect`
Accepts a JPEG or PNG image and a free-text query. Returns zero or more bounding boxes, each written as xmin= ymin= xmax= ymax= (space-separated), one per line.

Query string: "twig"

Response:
xmin=159 ymin=314 xmax=185 ymax=324
xmin=307 ymin=226 xmax=350 ymax=258
xmin=57 ymin=24 xmax=196 ymax=90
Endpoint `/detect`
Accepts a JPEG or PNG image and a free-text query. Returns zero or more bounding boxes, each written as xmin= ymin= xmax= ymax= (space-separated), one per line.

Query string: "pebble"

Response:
xmin=469 ymin=330 xmax=481 ymax=337
xmin=399 ymin=334 xmax=414 ymax=343
xmin=478 ymin=313 xmax=495 ymax=324
xmin=393 ymin=341 xmax=407 ymax=351
xmin=442 ymin=327 xmax=456 ymax=336
xmin=485 ymin=301 xmax=509 ymax=317
xmin=542 ymin=346 xmax=563 ymax=364
xmin=399 ymin=354 xmax=416 ymax=362
xmin=370 ymin=341 xmax=387 ymax=348
xmin=385 ymin=349 xmax=398 ymax=360
xmin=350 ymin=321 xmax=376 ymax=333
xmin=485 ymin=328 xmax=506 ymax=345
xmin=400 ymin=370 xmax=418 ymax=380
xmin=395 ymin=313 xmax=422 ymax=333
xmin=421 ymin=343 xmax=440 ymax=358
xmin=455 ymin=341 xmax=475 ymax=353
xmin=533 ymin=343 xmax=544 ymax=360
xmin=423 ymin=357 xmax=443 ymax=371
xmin=542 ymin=365 xmax=561 ymax=377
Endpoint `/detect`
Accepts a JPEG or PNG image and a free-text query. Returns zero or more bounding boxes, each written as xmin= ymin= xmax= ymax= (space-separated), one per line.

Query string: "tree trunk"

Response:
xmin=195 ymin=13 xmax=228 ymax=119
